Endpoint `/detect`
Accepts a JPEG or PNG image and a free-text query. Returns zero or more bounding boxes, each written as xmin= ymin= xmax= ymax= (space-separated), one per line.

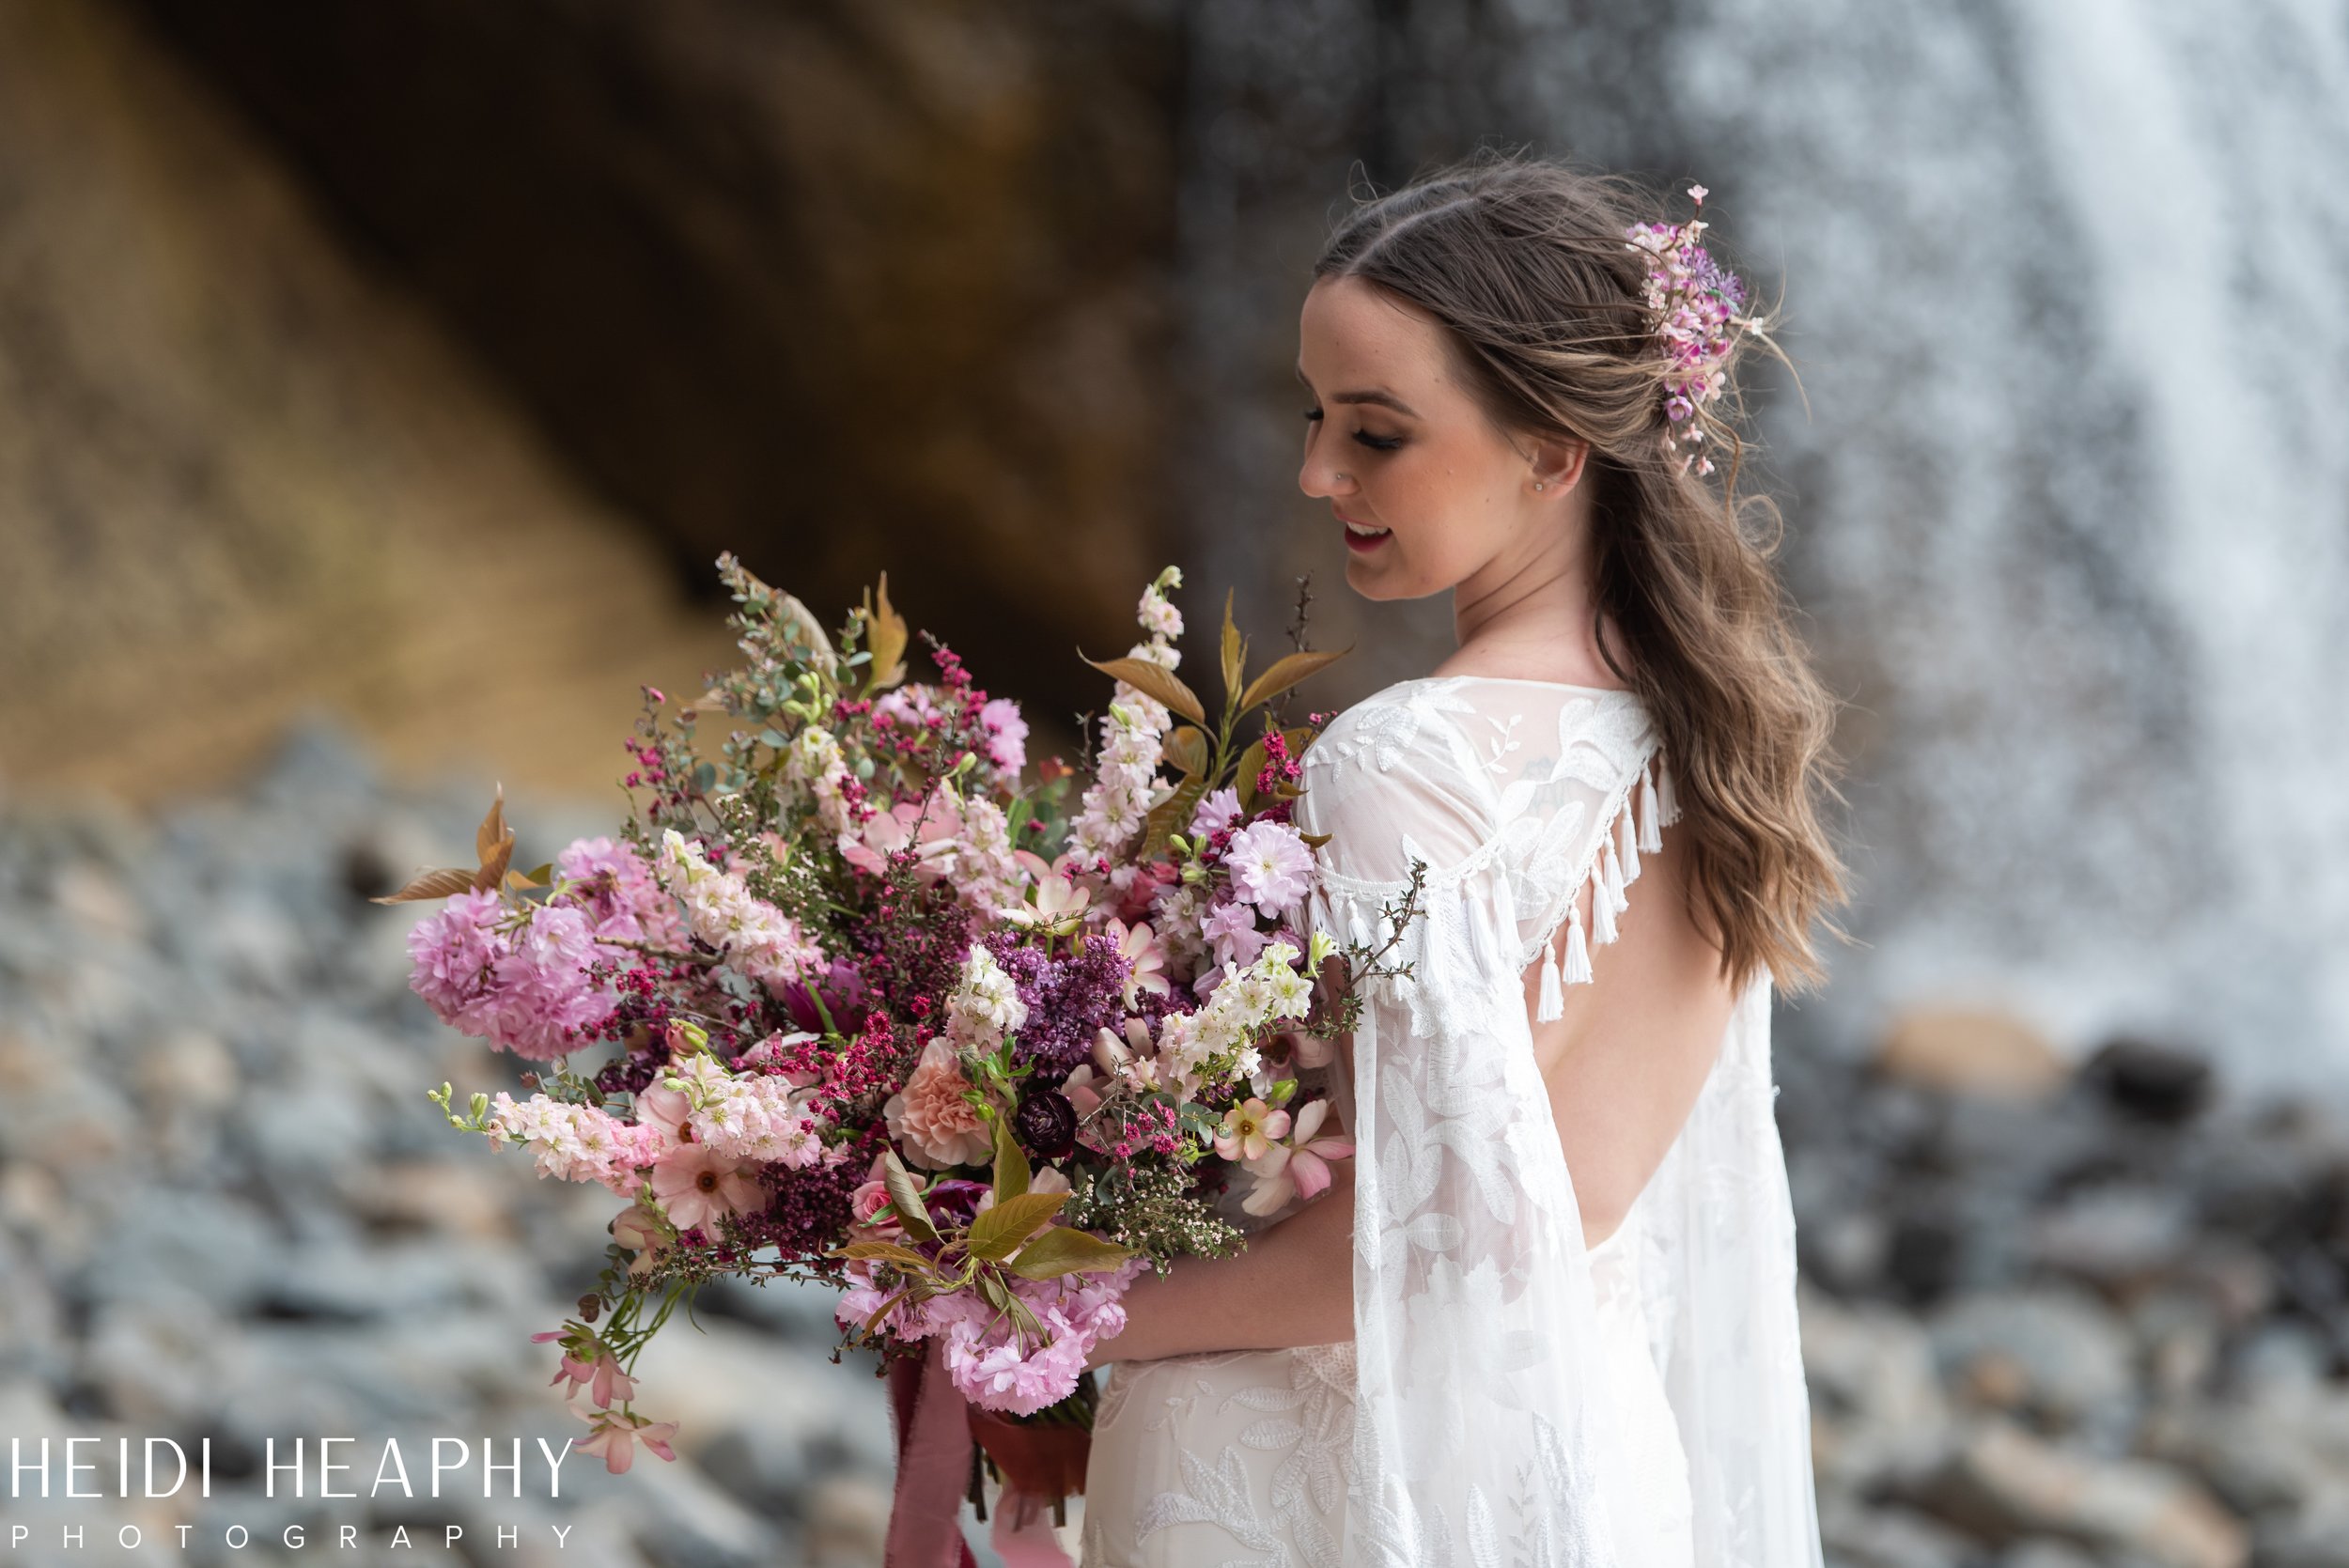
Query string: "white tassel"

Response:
xmin=1536 ymin=939 xmax=1564 ymax=1021
xmin=1639 ymin=755 xmax=1663 ymax=854
xmin=1657 ymin=753 xmax=1680 ymax=825
xmin=1563 ymin=902 xmax=1593 ymax=984
xmin=1592 ymin=846 xmax=1621 ymax=944
xmin=1617 ymin=795 xmax=1641 ymax=887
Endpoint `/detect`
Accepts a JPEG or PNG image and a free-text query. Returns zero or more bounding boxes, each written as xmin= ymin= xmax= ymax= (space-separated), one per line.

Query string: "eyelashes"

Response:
xmin=1301 ymin=408 xmax=1404 ymax=453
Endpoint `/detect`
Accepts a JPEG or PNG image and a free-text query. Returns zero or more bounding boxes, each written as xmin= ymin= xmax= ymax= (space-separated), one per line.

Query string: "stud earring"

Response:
xmin=1534 ymin=480 xmax=1548 ymax=491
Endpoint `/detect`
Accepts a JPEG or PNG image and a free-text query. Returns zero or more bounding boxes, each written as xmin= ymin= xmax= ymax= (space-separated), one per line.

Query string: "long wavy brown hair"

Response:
xmin=1315 ymin=149 xmax=1852 ymax=996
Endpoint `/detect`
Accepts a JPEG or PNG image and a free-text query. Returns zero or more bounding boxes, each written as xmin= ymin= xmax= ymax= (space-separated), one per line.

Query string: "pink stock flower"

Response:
xmin=883 ymin=1039 xmax=995 ymax=1170
xmin=979 ymin=697 xmax=1029 ymax=775
xmin=571 ymin=1405 xmax=679 ymax=1475
xmin=648 ymin=1144 xmax=764 ymax=1234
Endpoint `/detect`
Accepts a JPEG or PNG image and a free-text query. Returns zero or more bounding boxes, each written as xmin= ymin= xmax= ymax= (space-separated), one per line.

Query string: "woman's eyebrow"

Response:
xmin=1295 ymin=363 xmax=1421 ymax=419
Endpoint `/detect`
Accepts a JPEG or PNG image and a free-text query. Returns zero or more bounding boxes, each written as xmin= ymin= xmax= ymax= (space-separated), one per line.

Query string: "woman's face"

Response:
xmin=1296 ymin=274 xmax=1584 ymax=602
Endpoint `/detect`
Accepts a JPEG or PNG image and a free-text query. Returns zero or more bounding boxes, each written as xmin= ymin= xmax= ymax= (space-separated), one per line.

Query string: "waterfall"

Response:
xmin=1176 ymin=0 xmax=2349 ymax=1090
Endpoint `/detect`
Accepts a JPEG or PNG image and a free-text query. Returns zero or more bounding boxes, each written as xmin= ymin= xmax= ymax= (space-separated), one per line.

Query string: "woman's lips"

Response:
xmin=1339 ymin=512 xmax=1392 ymax=553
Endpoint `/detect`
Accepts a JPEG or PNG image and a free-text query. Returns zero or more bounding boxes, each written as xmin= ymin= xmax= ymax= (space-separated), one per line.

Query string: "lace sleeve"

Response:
xmin=1295 ymin=678 xmax=1688 ymax=1567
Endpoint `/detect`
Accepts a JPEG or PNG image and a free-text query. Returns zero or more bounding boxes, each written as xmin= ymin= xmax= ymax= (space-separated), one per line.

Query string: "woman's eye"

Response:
xmin=1352 ymin=429 xmax=1403 ymax=452
xmin=1302 ymin=407 xmax=1324 ymax=424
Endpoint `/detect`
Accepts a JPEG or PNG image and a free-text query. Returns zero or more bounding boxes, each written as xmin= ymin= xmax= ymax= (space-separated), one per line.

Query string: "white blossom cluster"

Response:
xmin=784 ymin=724 xmax=858 ymax=836
xmin=655 ymin=828 xmax=826 ymax=990
xmin=660 ymin=1051 xmax=824 ymax=1167
xmin=1069 ymin=567 xmax=1185 ymax=862
xmin=945 ymin=942 xmax=1028 ymax=1050
xmin=1150 ymin=935 xmax=1331 ymax=1098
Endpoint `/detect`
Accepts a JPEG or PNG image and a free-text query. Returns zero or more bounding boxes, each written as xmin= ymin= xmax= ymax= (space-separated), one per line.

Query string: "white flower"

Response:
xmin=946 ymin=944 xmax=1027 ymax=1048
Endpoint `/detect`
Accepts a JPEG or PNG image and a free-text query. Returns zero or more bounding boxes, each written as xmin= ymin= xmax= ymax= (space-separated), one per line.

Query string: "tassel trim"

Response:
xmin=1536 ymin=938 xmax=1564 ymax=1021
xmin=1538 ymin=743 xmax=1673 ymax=998
xmin=1563 ymin=899 xmax=1593 ymax=986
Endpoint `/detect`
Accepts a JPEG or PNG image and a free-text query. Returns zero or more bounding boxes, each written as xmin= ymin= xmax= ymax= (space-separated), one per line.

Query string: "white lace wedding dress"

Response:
xmin=1083 ymin=675 xmax=1823 ymax=1568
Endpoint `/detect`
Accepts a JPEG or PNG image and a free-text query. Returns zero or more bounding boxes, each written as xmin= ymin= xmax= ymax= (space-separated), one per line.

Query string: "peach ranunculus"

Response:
xmin=648 ymin=1144 xmax=764 ymax=1234
xmin=883 ymin=1039 xmax=995 ymax=1171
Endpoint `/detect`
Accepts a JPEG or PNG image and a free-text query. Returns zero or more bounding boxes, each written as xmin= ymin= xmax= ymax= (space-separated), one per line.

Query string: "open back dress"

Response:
xmin=1082 ymin=675 xmax=1824 ymax=1568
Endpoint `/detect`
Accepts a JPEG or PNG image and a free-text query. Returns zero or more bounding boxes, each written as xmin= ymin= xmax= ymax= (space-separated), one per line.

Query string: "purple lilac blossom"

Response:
xmin=981 ymin=929 xmax=1131 ymax=1078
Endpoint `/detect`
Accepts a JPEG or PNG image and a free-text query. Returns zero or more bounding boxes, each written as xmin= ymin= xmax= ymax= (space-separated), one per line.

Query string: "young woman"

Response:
xmin=1081 ymin=152 xmax=1850 ymax=1567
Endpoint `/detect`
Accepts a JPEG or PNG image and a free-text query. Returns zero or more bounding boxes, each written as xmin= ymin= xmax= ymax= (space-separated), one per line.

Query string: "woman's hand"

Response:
xmin=1086 ymin=1157 xmax=1356 ymax=1368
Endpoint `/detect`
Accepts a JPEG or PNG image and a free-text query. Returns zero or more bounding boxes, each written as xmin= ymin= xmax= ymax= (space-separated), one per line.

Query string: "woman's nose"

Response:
xmin=1299 ymin=437 xmax=1350 ymax=500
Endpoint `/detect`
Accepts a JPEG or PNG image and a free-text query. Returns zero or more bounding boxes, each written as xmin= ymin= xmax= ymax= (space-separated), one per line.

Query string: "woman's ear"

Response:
xmin=1532 ymin=436 xmax=1593 ymax=495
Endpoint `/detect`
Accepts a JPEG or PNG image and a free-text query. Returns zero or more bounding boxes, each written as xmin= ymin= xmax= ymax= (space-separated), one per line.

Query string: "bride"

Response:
xmin=1080 ymin=152 xmax=1849 ymax=1567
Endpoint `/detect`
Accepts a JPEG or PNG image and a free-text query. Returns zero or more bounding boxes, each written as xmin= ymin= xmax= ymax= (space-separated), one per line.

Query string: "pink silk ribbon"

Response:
xmin=884 ymin=1342 xmax=978 ymax=1568
xmin=989 ymin=1483 xmax=1076 ymax=1568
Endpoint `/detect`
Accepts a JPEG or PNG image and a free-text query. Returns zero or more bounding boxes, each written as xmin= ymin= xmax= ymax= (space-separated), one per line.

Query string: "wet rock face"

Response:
xmin=129 ymin=0 xmax=1182 ymax=720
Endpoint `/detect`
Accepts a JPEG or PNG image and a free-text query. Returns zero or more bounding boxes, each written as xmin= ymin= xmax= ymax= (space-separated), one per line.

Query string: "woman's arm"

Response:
xmin=1085 ymin=1156 xmax=1355 ymax=1367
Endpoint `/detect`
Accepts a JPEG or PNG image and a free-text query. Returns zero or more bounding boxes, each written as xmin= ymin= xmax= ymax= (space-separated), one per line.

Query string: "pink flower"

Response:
xmin=1104 ymin=917 xmax=1169 ymax=1006
xmin=840 ymin=797 xmax=965 ymax=878
xmin=1222 ymin=821 xmax=1314 ymax=920
xmin=571 ymin=1406 xmax=679 ymax=1475
xmin=883 ymin=1039 xmax=994 ymax=1170
xmin=1189 ymin=787 xmax=1242 ymax=837
xmin=1200 ymin=897 xmax=1265 ymax=969
xmin=611 ymin=1203 xmax=663 ymax=1277
xmin=552 ymin=1345 xmax=637 ymax=1409
xmin=648 ymin=1145 xmax=764 ymax=1234
xmin=553 ymin=835 xmax=683 ymax=949
xmin=979 ymin=697 xmax=1029 ymax=775
xmin=1241 ymin=1098 xmax=1355 ymax=1217
xmin=1214 ymin=1097 xmax=1290 ymax=1163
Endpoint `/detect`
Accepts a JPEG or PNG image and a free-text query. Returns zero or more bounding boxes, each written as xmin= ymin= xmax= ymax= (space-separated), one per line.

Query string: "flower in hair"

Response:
xmin=1626 ymin=183 xmax=1765 ymax=477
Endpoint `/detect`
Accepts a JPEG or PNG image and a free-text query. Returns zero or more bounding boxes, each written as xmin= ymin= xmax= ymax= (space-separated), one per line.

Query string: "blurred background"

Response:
xmin=2 ymin=2 xmax=2345 ymax=1565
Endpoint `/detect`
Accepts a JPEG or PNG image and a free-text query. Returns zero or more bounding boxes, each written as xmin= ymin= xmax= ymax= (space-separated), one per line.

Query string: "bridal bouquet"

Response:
xmin=382 ymin=554 xmax=1400 ymax=1492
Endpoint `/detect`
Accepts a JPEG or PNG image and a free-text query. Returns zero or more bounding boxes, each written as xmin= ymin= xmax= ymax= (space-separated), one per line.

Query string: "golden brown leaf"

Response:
xmin=1081 ymin=655 xmax=1207 ymax=726
xmin=1238 ymin=646 xmax=1350 ymax=714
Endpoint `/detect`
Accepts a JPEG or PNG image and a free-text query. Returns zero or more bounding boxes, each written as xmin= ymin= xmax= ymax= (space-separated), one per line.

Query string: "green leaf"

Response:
xmin=1003 ymin=1226 xmax=1136 ymax=1281
xmin=1238 ymin=646 xmax=1351 ymax=714
xmin=1220 ymin=590 xmax=1245 ymax=708
xmin=881 ymin=1152 xmax=940 ymax=1245
xmin=992 ymin=1114 xmax=1030 ymax=1203
xmin=968 ymin=1192 xmax=1068 ymax=1262
xmin=1080 ymin=654 xmax=1207 ymax=727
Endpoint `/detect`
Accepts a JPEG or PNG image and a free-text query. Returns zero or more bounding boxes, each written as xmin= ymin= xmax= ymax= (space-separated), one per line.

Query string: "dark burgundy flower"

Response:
xmin=923 ymin=1178 xmax=992 ymax=1227
xmin=778 ymin=958 xmax=871 ymax=1035
xmin=1014 ymin=1090 xmax=1079 ymax=1162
